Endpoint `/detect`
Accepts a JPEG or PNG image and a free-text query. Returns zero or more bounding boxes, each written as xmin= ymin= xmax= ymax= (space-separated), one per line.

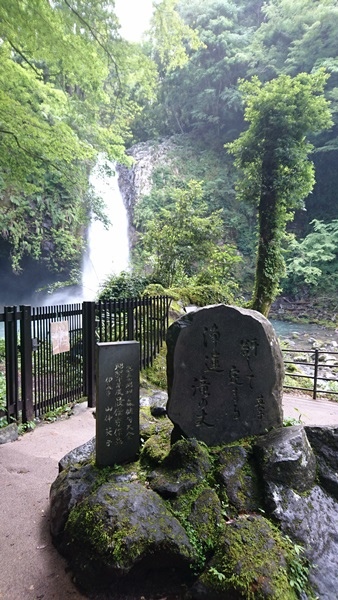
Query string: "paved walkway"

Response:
xmin=1 ymin=395 xmax=338 ymax=600
xmin=0 ymin=402 xmax=95 ymax=600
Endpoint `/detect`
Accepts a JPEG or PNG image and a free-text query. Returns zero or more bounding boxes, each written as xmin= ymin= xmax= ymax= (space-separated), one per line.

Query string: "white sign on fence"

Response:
xmin=50 ymin=321 xmax=70 ymax=355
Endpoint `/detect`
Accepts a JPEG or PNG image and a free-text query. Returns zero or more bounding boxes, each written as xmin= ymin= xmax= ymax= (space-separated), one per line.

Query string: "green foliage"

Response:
xmin=228 ymin=70 xmax=332 ymax=315
xmin=42 ymin=403 xmax=74 ymax=422
xmin=202 ymin=515 xmax=309 ymax=599
xmin=148 ymin=0 xmax=202 ymax=75
xmin=286 ymin=537 xmax=314 ymax=598
xmin=0 ymin=179 xmax=88 ymax=273
xmin=208 ymin=566 xmax=226 ymax=582
xmin=97 ymin=271 xmax=149 ymax=301
xmin=136 ymin=179 xmax=240 ymax=290
xmin=18 ymin=421 xmax=36 ymax=435
xmin=283 ymin=412 xmax=303 ymax=427
xmin=3 ymin=0 xmax=338 ymax=299
xmin=285 ymin=219 xmax=338 ymax=295
xmin=143 ymin=345 xmax=167 ymax=391
xmin=144 ymin=281 xmax=241 ymax=307
xmin=141 ymin=0 xmax=256 ymax=144
xmin=132 ymin=0 xmax=338 ymax=309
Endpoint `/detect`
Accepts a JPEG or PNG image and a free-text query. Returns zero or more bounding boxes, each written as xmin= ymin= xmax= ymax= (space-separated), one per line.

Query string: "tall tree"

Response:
xmin=228 ymin=70 xmax=332 ymax=316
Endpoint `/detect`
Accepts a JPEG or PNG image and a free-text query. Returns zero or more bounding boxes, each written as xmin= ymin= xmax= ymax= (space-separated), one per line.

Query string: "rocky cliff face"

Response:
xmin=116 ymin=139 xmax=175 ymax=245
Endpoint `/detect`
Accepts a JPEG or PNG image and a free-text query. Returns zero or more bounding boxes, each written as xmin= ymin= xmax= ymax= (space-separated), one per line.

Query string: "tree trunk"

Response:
xmin=251 ymin=156 xmax=283 ymax=317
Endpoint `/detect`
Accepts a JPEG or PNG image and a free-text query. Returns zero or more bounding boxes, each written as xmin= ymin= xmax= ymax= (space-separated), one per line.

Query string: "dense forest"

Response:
xmin=1 ymin=0 xmax=338 ymax=312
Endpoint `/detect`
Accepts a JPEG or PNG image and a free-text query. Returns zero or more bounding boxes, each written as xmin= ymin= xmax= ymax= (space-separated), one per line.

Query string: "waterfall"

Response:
xmin=81 ymin=157 xmax=130 ymax=301
xmin=36 ymin=156 xmax=129 ymax=306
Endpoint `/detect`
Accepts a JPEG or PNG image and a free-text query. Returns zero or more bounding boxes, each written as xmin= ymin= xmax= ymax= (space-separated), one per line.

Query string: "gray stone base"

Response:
xmin=0 ymin=423 xmax=18 ymax=444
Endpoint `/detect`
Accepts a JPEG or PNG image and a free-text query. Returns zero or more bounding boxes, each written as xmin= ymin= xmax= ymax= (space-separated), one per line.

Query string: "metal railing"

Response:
xmin=31 ymin=303 xmax=84 ymax=418
xmin=283 ymin=348 xmax=338 ymax=399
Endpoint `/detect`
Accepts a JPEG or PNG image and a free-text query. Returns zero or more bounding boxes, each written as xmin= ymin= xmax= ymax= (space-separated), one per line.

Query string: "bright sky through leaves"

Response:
xmin=115 ymin=0 xmax=153 ymax=41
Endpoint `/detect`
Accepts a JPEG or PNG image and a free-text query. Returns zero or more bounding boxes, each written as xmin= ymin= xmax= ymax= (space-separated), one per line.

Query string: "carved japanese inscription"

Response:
xmin=166 ymin=305 xmax=284 ymax=445
xmin=96 ymin=341 xmax=140 ymax=466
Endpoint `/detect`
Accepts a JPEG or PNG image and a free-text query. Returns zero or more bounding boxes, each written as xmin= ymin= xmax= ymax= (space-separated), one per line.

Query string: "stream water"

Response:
xmin=271 ymin=319 xmax=337 ymax=350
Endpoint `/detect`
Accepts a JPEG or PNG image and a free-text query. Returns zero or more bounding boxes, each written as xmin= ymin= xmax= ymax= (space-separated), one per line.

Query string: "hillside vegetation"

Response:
xmin=1 ymin=0 xmax=338 ymax=309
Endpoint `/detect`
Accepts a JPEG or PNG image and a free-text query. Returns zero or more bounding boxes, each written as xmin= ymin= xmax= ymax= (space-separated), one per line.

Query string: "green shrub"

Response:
xmin=97 ymin=271 xmax=149 ymax=301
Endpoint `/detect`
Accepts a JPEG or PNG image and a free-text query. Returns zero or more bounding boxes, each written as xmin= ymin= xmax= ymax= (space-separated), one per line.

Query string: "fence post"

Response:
xmin=4 ymin=306 xmax=19 ymax=422
xmin=127 ymin=297 xmax=135 ymax=340
xmin=83 ymin=301 xmax=96 ymax=407
xmin=20 ymin=305 xmax=34 ymax=423
xmin=313 ymin=348 xmax=319 ymax=400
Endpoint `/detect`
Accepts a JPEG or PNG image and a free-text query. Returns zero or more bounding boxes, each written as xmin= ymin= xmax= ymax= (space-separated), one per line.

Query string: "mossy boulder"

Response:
xmin=215 ymin=445 xmax=262 ymax=513
xmin=50 ymin=463 xmax=99 ymax=538
xmin=139 ymin=427 xmax=171 ymax=467
xmin=254 ymin=426 xmax=316 ymax=493
xmin=50 ymin=416 xmax=338 ymax=599
xmin=140 ymin=405 xmax=173 ymax=440
xmin=58 ymin=436 xmax=95 ymax=471
xmin=148 ymin=438 xmax=212 ymax=498
xmin=265 ymin=482 xmax=338 ymax=600
xmin=187 ymin=487 xmax=224 ymax=543
xmin=194 ymin=515 xmax=298 ymax=600
xmin=61 ymin=481 xmax=195 ymax=591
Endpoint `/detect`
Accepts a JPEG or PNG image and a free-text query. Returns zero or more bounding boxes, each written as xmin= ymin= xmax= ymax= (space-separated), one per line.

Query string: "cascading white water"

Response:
xmin=81 ymin=157 xmax=130 ymax=301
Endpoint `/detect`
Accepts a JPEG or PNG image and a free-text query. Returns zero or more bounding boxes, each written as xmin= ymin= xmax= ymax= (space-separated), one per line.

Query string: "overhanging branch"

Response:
xmin=7 ymin=40 xmax=43 ymax=79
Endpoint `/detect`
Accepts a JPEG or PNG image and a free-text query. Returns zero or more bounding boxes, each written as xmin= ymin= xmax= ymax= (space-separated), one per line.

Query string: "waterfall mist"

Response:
xmin=81 ymin=157 xmax=130 ymax=301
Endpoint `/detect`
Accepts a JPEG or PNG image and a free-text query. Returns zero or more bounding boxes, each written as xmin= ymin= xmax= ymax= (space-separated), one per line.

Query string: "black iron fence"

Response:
xmin=0 ymin=296 xmax=170 ymax=425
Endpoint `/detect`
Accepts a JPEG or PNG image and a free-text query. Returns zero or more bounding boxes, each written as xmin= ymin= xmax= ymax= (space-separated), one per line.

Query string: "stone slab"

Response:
xmin=96 ymin=341 xmax=140 ymax=466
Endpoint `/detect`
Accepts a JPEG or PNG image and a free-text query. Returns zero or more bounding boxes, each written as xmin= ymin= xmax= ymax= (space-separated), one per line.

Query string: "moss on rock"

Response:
xmin=140 ymin=406 xmax=173 ymax=441
xmin=215 ymin=445 xmax=263 ymax=513
xmin=139 ymin=428 xmax=171 ymax=467
xmin=52 ymin=426 xmax=319 ymax=598
xmin=148 ymin=438 xmax=213 ymax=499
xmin=197 ymin=515 xmax=298 ymax=599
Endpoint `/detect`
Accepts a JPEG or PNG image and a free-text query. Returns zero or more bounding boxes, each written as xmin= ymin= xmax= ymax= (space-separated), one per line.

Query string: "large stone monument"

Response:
xmin=166 ymin=304 xmax=284 ymax=445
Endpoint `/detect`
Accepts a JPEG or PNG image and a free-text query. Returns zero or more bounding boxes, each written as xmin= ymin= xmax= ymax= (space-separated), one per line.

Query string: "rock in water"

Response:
xmin=166 ymin=304 xmax=284 ymax=445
